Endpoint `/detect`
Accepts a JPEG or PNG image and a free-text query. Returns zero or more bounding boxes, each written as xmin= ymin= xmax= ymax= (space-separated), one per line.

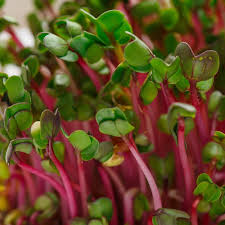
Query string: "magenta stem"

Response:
xmin=104 ymin=167 xmax=126 ymax=195
xmin=210 ymin=113 xmax=217 ymax=137
xmin=98 ymin=166 xmax=119 ymax=225
xmin=16 ymin=216 xmax=26 ymax=225
xmin=123 ymin=188 xmax=139 ymax=225
xmin=13 ymin=155 xmax=66 ymax=200
xmin=6 ymin=26 xmax=24 ymax=49
xmin=178 ymin=118 xmax=194 ymax=207
xmin=30 ymin=212 xmax=39 ymax=225
xmin=190 ymin=80 xmax=208 ymax=142
xmin=23 ymin=170 xmax=37 ymax=204
xmin=76 ymin=152 xmax=88 ymax=217
xmin=48 ymin=140 xmax=77 ymax=218
xmin=77 ymin=57 xmax=102 ymax=91
xmin=122 ymin=134 xmax=162 ymax=210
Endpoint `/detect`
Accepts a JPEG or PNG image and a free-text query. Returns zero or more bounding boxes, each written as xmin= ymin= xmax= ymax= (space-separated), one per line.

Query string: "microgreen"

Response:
xmin=0 ymin=1 xmax=224 ymax=225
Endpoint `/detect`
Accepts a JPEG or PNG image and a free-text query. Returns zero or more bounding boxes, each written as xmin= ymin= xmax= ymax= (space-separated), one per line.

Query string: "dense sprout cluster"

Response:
xmin=0 ymin=0 xmax=224 ymax=225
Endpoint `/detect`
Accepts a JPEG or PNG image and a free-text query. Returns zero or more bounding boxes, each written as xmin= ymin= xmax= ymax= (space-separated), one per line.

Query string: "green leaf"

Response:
xmin=41 ymin=160 xmax=58 ymax=174
xmin=83 ymin=9 xmax=132 ymax=45
xmin=167 ymin=102 xmax=196 ymax=141
xmin=134 ymin=192 xmax=150 ymax=220
xmin=194 ymin=181 xmax=209 ymax=195
xmin=38 ymin=32 xmax=68 ymax=57
xmin=94 ymin=141 xmax=114 ymax=163
xmin=68 ymin=130 xmax=91 ymax=150
xmin=40 ymin=109 xmax=61 ymax=139
xmin=111 ymin=61 xmax=132 ymax=85
xmin=202 ymin=142 xmax=225 ymax=163
xmin=54 ymin=74 xmax=70 ymax=89
xmin=131 ymin=0 xmax=160 ymax=18
xmin=70 ymin=218 xmax=88 ymax=225
xmin=81 ymin=136 xmax=99 ymax=161
xmin=31 ymin=121 xmax=48 ymax=150
xmin=60 ymin=50 xmax=78 ymax=62
xmin=5 ymin=138 xmax=33 ymax=164
xmin=54 ymin=19 xmax=82 ymax=40
xmin=159 ymin=8 xmax=179 ymax=30
xmin=0 ymin=16 xmax=18 ymax=32
xmin=197 ymin=199 xmax=210 ymax=213
xmin=88 ymin=220 xmax=102 ymax=225
xmin=0 ymin=73 xmax=8 ymax=95
xmin=175 ymin=42 xmax=219 ymax=81
xmin=4 ymin=102 xmax=32 ymax=135
xmin=152 ymin=208 xmax=190 ymax=225
xmin=53 ymin=141 xmax=65 ymax=163
xmin=99 ymin=121 xmax=121 ymax=137
xmin=115 ymin=119 xmax=134 ymax=136
xmin=5 ymin=76 xmax=24 ymax=103
xmin=85 ymin=43 xmax=104 ymax=64
xmin=157 ymin=114 xmax=170 ymax=135
xmin=124 ymin=32 xmax=152 ymax=72
xmin=23 ymin=55 xmax=39 ymax=78
xmin=196 ymin=173 xmax=213 ymax=185
xmin=96 ymin=107 xmax=126 ymax=124
xmin=140 ymin=76 xmax=158 ymax=105
xmin=208 ymin=91 xmax=223 ymax=114
xmin=203 ymin=183 xmax=221 ymax=203
xmin=217 ymin=96 xmax=225 ymax=121
xmin=88 ymin=197 xmax=113 ymax=221
xmin=196 ymin=78 xmax=214 ymax=93
xmin=0 ymin=160 xmax=10 ymax=180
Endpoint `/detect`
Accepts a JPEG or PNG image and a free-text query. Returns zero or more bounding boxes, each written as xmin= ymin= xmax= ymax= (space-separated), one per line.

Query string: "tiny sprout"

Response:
xmin=40 ymin=109 xmax=60 ymax=140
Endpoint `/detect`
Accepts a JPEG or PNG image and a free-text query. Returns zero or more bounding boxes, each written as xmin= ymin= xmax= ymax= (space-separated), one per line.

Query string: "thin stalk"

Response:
xmin=98 ymin=166 xmax=119 ymax=225
xmin=104 ymin=167 xmax=126 ymax=195
xmin=177 ymin=118 xmax=194 ymax=207
xmin=114 ymin=43 xmax=124 ymax=63
xmin=6 ymin=26 xmax=24 ymax=49
xmin=76 ymin=152 xmax=88 ymax=217
xmin=210 ymin=112 xmax=217 ymax=137
xmin=123 ymin=188 xmax=139 ymax=225
xmin=30 ymin=80 xmax=54 ymax=110
xmin=191 ymin=197 xmax=201 ymax=225
xmin=190 ymin=80 xmax=208 ymax=142
xmin=16 ymin=216 xmax=26 ymax=225
xmin=122 ymin=134 xmax=162 ymax=210
xmin=77 ymin=57 xmax=102 ymax=91
xmin=23 ymin=170 xmax=37 ymax=204
xmin=48 ymin=140 xmax=77 ymax=218
xmin=30 ymin=212 xmax=39 ymax=225
xmin=13 ymin=154 xmax=65 ymax=199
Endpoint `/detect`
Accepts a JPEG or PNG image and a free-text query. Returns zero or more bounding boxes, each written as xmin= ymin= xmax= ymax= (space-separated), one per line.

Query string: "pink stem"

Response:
xmin=122 ymin=134 xmax=162 ymax=210
xmin=6 ymin=27 xmax=24 ymax=49
xmin=160 ymin=83 xmax=170 ymax=108
xmin=13 ymin=155 xmax=66 ymax=200
xmin=30 ymin=212 xmax=39 ymax=225
xmin=77 ymin=57 xmax=102 ymax=91
xmin=138 ymin=167 xmax=147 ymax=194
xmin=210 ymin=113 xmax=217 ymax=137
xmin=76 ymin=152 xmax=88 ymax=217
xmin=23 ymin=170 xmax=37 ymax=204
xmin=178 ymin=118 xmax=194 ymax=207
xmin=31 ymin=80 xmax=54 ymax=111
xmin=104 ymin=167 xmax=126 ymax=195
xmin=123 ymin=188 xmax=139 ymax=225
xmin=190 ymin=80 xmax=208 ymax=143
xmin=16 ymin=216 xmax=26 ymax=225
xmin=191 ymin=198 xmax=200 ymax=225
xmin=48 ymin=140 xmax=77 ymax=218
xmin=98 ymin=166 xmax=118 ymax=225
